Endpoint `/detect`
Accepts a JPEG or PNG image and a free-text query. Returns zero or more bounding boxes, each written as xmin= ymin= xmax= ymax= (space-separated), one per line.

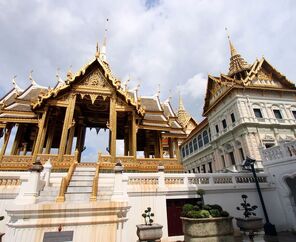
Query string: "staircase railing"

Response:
xmin=56 ymin=162 xmax=77 ymax=202
xmin=90 ymin=163 xmax=100 ymax=201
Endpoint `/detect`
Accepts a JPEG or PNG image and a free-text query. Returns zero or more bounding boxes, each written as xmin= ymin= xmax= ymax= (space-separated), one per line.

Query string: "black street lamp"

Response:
xmin=242 ymin=156 xmax=277 ymax=236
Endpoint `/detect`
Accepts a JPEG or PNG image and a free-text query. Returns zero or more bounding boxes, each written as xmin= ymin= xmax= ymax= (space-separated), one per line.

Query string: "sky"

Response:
xmin=1 ymin=0 xmax=296 ymax=160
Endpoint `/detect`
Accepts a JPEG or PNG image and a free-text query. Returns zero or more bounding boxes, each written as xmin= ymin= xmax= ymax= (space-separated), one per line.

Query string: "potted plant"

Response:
xmin=236 ymin=194 xmax=263 ymax=232
xmin=181 ymin=203 xmax=234 ymax=242
xmin=136 ymin=207 xmax=163 ymax=241
xmin=196 ymin=188 xmax=205 ymax=205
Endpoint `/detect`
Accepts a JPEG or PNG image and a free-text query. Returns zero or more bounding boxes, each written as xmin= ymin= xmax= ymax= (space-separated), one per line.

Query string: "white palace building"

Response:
xmin=0 ymin=39 xmax=295 ymax=242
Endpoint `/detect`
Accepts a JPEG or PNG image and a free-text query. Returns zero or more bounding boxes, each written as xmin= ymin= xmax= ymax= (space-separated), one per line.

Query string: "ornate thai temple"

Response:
xmin=0 ymin=37 xmax=295 ymax=242
xmin=0 ymin=42 xmax=197 ymax=173
xmin=181 ymin=36 xmax=296 ymax=173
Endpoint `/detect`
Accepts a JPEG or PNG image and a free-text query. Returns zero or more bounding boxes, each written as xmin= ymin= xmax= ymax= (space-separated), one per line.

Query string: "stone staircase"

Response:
xmin=38 ymin=186 xmax=59 ymax=203
xmin=38 ymin=167 xmax=115 ymax=203
xmin=65 ymin=167 xmax=96 ymax=202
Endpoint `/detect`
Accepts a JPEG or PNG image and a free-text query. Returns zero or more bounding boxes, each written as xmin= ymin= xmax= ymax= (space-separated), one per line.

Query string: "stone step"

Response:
xmin=69 ymin=181 xmax=93 ymax=187
xmin=67 ymin=186 xmax=92 ymax=193
xmin=71 ymin=176 xmax=94 ymax=181
xmin=65 ymin=193 xmax=90 ymax=201
xmin=40 ymin=190 xmax=59 ymax=197
xmin=73 ymin=171 xmax=96 ymax=176
xmin=75 ymin=167 xmax=96 ymax=172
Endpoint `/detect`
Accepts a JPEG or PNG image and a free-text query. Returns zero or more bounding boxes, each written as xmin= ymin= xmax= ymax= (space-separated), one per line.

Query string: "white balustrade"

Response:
xmin=261 ymin=140 xmax=296 ymax=162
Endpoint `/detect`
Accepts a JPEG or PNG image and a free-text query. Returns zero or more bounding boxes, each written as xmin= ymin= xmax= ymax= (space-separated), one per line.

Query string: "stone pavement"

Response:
xmin=234 ymin=232 xmax=296 ymax=242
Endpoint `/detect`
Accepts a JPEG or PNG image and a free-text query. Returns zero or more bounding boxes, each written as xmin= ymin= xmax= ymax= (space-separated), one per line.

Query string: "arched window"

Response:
xmin=198 ymin=134 xmax=203 ymax=148
xmin=185 ymin=144 xmax=189 ymax=156
xmin=193 ymin=138 xmax=198 ymax=151
xmin=189 ymin=142 xmax=193 ymax=154
xmin=181 ymin=147 xmax=185 ymax=158
xmin=203 ymin=130 xmax=209 ymax=145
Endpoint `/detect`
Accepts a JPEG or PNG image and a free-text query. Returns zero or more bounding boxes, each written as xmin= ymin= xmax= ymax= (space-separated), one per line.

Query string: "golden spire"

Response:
xmin=178 ymin=93 xmax=185 ymax=111
xmin=225 ymin=28 xmax=250 ymax=76
xmin=95 ymin=42 xmax=100 ymax=58
xmin=177 ymin=93 xmax=191 ymax=127
xmin=100 ymin=18 xmax=109 ymax=62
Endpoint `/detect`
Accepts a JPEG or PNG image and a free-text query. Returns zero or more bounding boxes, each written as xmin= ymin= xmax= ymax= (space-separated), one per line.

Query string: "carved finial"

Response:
xmin=124 ymin=75 xmax=130 ymax=91
xmin=56 ymin=67 xmax=61 ymax=81
xmin=156 ymin=84 xmax=160 ymax=97
xmin=29 ymin=70 xmax=36 ymax=85
xmin=12 ymin=75 xmax=17 ymax=86
xmin=169 ymin=89 xmax=172 ymax=102
xmin=95 ymin=42 xmax=100 ymax=58
xmin=67 ymin=65 xmax=73 ymax=81
xmin=12 ymin=75 xmax=21 ymax=93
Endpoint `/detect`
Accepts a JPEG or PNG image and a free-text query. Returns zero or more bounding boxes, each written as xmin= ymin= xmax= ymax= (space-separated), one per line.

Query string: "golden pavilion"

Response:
xmin=0 ymin=43 xmax=196 ymax=172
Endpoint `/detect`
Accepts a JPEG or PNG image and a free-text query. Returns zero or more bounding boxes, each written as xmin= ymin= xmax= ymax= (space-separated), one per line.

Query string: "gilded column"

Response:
xmin=159 ymin=132 xmax=163 ymax=159
xmin=131 ymin=111 xmax=137 ymax=157
xmin=66 ymin=125 xmax=75 ymax=154
xmin=124 ymin=125 xmax=129 ymax=156
xmin=44 ymin=120 xmax=56 ymax=154
xmin=174 ymin=138 xmax=180 ymax=161
xmin=168 ymin=137 xmax=174 ymax=158
xmin=58 ymin=94 xmax=76 ymax=161
xmin=0 ymin=125 xmax=12 ymax=159
xmin=10 ymin=124 xmax=25 ymax=155
xmin=109 ymin=95 xmax=117 ymax=162
xmin=32 ymin=107 xmax=49 ymax=161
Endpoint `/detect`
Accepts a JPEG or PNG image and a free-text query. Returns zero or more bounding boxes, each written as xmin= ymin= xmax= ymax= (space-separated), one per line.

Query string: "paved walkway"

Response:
xmin=234 ymin=232 xmax=296 ymax=242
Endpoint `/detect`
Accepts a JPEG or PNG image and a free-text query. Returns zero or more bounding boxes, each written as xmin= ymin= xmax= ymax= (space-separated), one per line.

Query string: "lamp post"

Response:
xmin=242 ymin=156 xmax=277 ymax=236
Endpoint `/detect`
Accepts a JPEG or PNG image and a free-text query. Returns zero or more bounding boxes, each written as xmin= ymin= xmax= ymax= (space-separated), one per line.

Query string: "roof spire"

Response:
xmin=225 ymin=28 xmax=250 ymax=76
xmin=177 ymin=93 xmax=191 ymax=127
xmin=100 ymin=18 xmax=109 ymax=62
xmin=225 ymin=27 xmax=238 ymax=57
xmin=95 ymin=42 xmax=100 ymax=58
xmin=29 ymin=70 xmax=36 ymax=85
xmin=178 ymin=93 xmax=185 ymax=111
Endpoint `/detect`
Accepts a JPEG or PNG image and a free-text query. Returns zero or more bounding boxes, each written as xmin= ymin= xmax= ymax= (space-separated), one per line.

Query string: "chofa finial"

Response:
xmin=29 ymin=70 xmax=36 ymax=85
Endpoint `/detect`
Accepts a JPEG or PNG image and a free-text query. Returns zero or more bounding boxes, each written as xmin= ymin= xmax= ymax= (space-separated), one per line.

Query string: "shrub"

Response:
xmin=210 ymin=204 xmax=223 ymax=212
xmin=187 ymin=210 xmax=203 ymax=218
xmin=182 ymin=203 xmax=229 ymax=219
xmin=202 ymin=204 xmax=212 ymax=211
xmin=220 ymin=211 xmax=229 ymax=217
xmin=182 ymin=204 xmax=194 ymax=216
xmin=236 ymin=194 xmax=258 ymax=218
xmin=199 ymin=210 xmax=210 ymax=218
xmin=209 ymin=209 xmax=221 ymax=217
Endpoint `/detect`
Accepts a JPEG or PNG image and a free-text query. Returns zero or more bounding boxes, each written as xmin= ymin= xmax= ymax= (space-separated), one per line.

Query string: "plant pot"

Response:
xmin=235 ymin=217 xmax=263 ymax=232
xmin=180 ymin=217 xmax=234 ymax=242
xmin=136 ymin=224 xmax=163 ymax=241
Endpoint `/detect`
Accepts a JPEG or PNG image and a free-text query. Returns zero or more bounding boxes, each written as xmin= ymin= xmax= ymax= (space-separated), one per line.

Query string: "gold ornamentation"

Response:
xmin=89 ymin=94 xmax=98 ymax=104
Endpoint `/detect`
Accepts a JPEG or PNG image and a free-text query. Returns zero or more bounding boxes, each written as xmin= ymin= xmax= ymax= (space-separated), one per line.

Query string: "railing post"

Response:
xmin=111 ymin=162 xmax=128 ymax=202
xmin=157 ymin=164 xmax=165 ymax=189
xmin=43 ymin=159 xmax=52 ymax=187
xmin=15 ymin=157 xmax=44 ymax=205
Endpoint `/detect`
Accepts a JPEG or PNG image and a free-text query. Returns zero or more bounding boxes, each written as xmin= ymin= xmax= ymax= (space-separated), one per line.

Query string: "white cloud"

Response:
xmin=177 ymin=73 xmax=207 ymax=99
xmin=0 ymin=0 xmax=296 ymax=160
